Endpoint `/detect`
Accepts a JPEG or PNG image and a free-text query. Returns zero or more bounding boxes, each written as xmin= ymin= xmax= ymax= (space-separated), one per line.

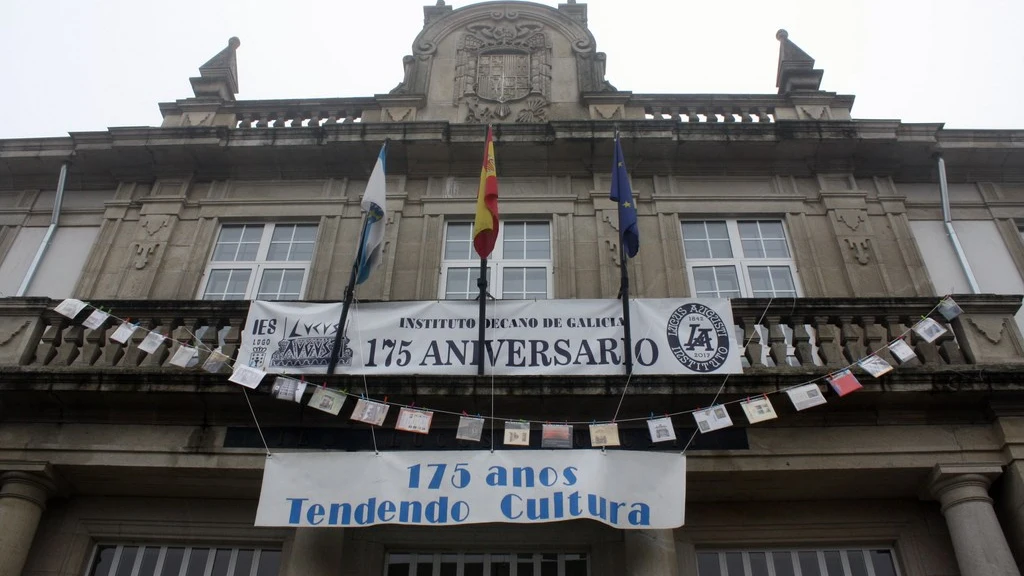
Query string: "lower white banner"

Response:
xmin=239 ymin=298 xmax=740 ymax=376
xmin=255 ymin=451 xmax=686 ymax=529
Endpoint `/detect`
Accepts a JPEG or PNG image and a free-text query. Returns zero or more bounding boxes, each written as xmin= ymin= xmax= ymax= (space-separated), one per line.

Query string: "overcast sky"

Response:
xmin=2 ymin=0 xmax=1022 ymax=139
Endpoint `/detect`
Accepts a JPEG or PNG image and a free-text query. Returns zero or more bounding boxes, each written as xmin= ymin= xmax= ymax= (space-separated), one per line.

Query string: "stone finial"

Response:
xmin=423 ymin=1 xmax=452 ymax=25
xmin=189 ymin=37 xmax=240 ymax=101
xmin=775 ymin=29 xmax=824 ymax=94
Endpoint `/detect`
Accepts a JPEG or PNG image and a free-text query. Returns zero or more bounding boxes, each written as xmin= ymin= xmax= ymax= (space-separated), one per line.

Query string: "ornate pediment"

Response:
xmin=455 ymin=20 xmax=551 ymax=122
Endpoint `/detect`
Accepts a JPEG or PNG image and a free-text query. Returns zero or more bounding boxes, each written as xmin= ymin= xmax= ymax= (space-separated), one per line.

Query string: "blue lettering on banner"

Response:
xmin=261 ymin=452 xmax=682 ymax=530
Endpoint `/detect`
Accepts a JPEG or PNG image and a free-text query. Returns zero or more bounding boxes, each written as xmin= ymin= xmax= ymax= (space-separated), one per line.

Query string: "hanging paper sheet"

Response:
xmin=238 ymin=298 xmax=741 ymax=376
xmin=256 ymin=450 xmax=686 ymax=529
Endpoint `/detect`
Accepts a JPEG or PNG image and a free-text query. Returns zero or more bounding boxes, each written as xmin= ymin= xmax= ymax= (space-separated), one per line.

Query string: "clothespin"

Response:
xmin=649 ymin=411 xmax=655 ymax=420
xmin=409 ymin=401 xmax=415 ymax=409
xmin=383 ymin=396 xmax=389 ymax=404
xmin=461 ymin=410 xmax=469 ymax=416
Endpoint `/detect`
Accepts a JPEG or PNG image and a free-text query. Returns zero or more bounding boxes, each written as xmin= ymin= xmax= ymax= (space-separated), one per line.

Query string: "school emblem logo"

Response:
xmin=665 ymin=303 xmax=731 ymax=372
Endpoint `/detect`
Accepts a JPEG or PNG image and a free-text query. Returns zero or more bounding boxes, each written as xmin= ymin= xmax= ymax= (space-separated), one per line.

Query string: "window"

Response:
xmin=386 ymin=552 xmax=588 ymax=576
xmin=696 ymin=548 xmax=900 ymax=576
xmin=0 ymin=226 xmax=100 ymax=297
xmin=682 ymin=220 xmax=799 ymax=298
xmin=87 ymin=545 xmax=281 ymax=576
xmin=440 ymin=221 xmax=552 ymax=300
xmin=201 ymin=223 xmax=317 ymax=300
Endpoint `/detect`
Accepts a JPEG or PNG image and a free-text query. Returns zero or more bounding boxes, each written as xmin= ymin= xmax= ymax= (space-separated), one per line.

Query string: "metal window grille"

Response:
xmin=695 ymin=548 xmax=900 ymax=576
xmin=385 ymin=552 xmax=589 ymax=576
xmin=86 ymin=545 xmax=282 ymax=576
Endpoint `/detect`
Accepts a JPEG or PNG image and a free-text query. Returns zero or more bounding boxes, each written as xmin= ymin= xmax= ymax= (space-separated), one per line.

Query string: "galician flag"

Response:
xmin=610 ymin=135 xmax=639 ymax=258
xmin=355 ymin=143 xmax=387 ymax=284
xmin=473 ymin=126 xmax=499 ymax=258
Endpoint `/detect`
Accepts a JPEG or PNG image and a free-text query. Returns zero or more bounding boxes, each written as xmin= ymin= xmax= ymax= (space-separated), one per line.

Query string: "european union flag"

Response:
xmin=610 ymin=136 xmax=639 ymax=258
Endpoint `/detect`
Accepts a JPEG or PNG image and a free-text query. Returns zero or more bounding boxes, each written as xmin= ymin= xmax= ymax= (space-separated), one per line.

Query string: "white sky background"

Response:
xmin=2 ymin=0 xmax=1022 ymax=139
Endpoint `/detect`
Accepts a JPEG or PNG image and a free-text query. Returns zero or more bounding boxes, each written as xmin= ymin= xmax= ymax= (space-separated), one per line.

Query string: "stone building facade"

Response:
xmin=0 ymin=2 xmax=1023 ymax=576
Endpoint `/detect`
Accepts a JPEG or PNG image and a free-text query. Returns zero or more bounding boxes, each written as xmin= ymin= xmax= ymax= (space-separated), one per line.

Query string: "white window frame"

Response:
xmin=696 ymin=547 xmax=902 ymax=576
xmin=438 ymin=220 xmax=553 ymax=300
xmin=86 ymin=544 xmax=281 ymax=576
xmin=682 ymin=219 xmax=802 ymax=298
xmin=199 ymin=223 xmax=318 ymax=301
xmin=385 ymin=551 xmax=589 ymax=576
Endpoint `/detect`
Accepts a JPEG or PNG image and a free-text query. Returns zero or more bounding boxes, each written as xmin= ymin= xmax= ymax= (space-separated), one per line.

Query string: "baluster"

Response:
xmin=327 ymin=111 xmax=340 ymax=125
xmin=220 ymin=317 xmax=245 ymax=365
xmin=791 ymin=316 xmax=815 ymax=367
xmin=765 ymin=316 xmax=788 ymax=367
xmin=142 ymin=318 xmax=172 ymax=367
xmin=705 ymin=107 xmax=719 ymax=123
xmin=910 ymin=315 xmax=943 ymax=366
xmin=194 ymin=316 xmax=222 ymax=367
xmin=839 ymin=315 xmax=865 ymax=363
xmin=723 ymin=108 xmax=738 ymax=123
xmin=119 ymin=319 xmax=152 ymax=367
xmin=686 ymin=108 xmax=699 ymax=123
xmin=170 ymin=317 xmax=201 ymax=369
xmin=102 ymin=323 xmax=126 ymax=367
xmin=936 ymin=321 xmax=965 ymax=364
xmin=740 ymin=316 xmax=764 ymax=367
xmin=73 ymin=319 xmax=108 ymax=367
xmin=862 ymin=316 xmax=895 ymax=365
xmin=54 ymin=324 xmax=83 ymax=366
xmin=33 ymin=317 xmax=65 ymax=365
xmin=742 ymin=108 xmax=755 ymax=123
xmin=881 ymin=315 xmax=916 ymax=365
xmin=814 ymin=316 xmax=844 ymax=366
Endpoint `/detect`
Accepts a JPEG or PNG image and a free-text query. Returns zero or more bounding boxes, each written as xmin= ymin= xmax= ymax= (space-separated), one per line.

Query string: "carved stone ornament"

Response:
xmin=844 ymin=237 xmax=871 ymax=265
xmin=967 ymin=316 xmax=1006 ymax=344
xmin=455 ymin=17 xmax=552 ymax=123
xmin=835 ymin=209 xmax=865 ymax=232
xmin=132 ymin=242 xmax=161 ymax=270
xmin=141 ymin=216 xmax=170 ymax=237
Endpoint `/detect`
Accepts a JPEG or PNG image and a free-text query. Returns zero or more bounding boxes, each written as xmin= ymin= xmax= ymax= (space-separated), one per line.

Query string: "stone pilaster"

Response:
xmin=280 ymin=528 xmax=345 ymax=576
xmin=0 ymin=470 xmax=56 ymax=576
xmin=927 ymin=464 xmax=1021 ymax=576
xmin=624 ymin=529 xmax=679 ymax=576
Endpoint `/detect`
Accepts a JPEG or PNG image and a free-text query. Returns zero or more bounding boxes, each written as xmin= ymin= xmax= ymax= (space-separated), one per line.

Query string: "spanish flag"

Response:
xmin=473 ymin=126 xmax=499 ymax=258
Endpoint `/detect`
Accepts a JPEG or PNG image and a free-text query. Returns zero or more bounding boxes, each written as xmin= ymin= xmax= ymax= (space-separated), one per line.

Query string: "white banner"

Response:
xmin=255 ymin=451 xmax=686 ymax=529
xmin=239 ymin=298 xmax=741 ymax=376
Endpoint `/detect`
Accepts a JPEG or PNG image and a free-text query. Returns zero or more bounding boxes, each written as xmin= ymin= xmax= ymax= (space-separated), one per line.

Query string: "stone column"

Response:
xmin=0 ymin=471 xmax=55 ymax=576
xmin=624 ymin=529 xmax=679 ymax=576
xmin=928 ymin=464 xmax=1021 ymax=576
xmin=280 ymin=528 xmax=345 ymax=576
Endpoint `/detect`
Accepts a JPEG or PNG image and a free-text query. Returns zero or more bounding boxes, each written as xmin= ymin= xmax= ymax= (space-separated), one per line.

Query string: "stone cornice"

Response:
xmin=2 ymin=120 xmax=1024 ymax=188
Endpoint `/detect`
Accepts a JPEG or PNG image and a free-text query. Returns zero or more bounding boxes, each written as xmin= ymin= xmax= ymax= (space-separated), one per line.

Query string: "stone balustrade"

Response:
xmin=228 ymin=98 xmax=376 ymax=128
xmin=630 ymin=95 xmax=783 ymax=123
xmin=1 ymin=296 xmax=1019 ymax=375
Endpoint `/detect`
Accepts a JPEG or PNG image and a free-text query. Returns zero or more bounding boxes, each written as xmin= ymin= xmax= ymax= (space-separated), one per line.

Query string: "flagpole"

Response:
xmin=327 ymin=213 xmax=370 ymax=375
xmin=612 ymin=131 xmax=634 ymax=375
xmin=619 ymin=226 xmax=634 ymax=374
xmin=476 ymin=256 xmax=488 ymax=376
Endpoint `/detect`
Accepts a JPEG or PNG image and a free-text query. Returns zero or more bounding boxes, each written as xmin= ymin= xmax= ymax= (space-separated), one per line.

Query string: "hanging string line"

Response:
xmin=241 ymin=387 xmax=272 ymax=456
xmin=52 ymin=296 xmax=953 ymax=427
xmin=351 ymin=297 xmax=379 ymax=454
